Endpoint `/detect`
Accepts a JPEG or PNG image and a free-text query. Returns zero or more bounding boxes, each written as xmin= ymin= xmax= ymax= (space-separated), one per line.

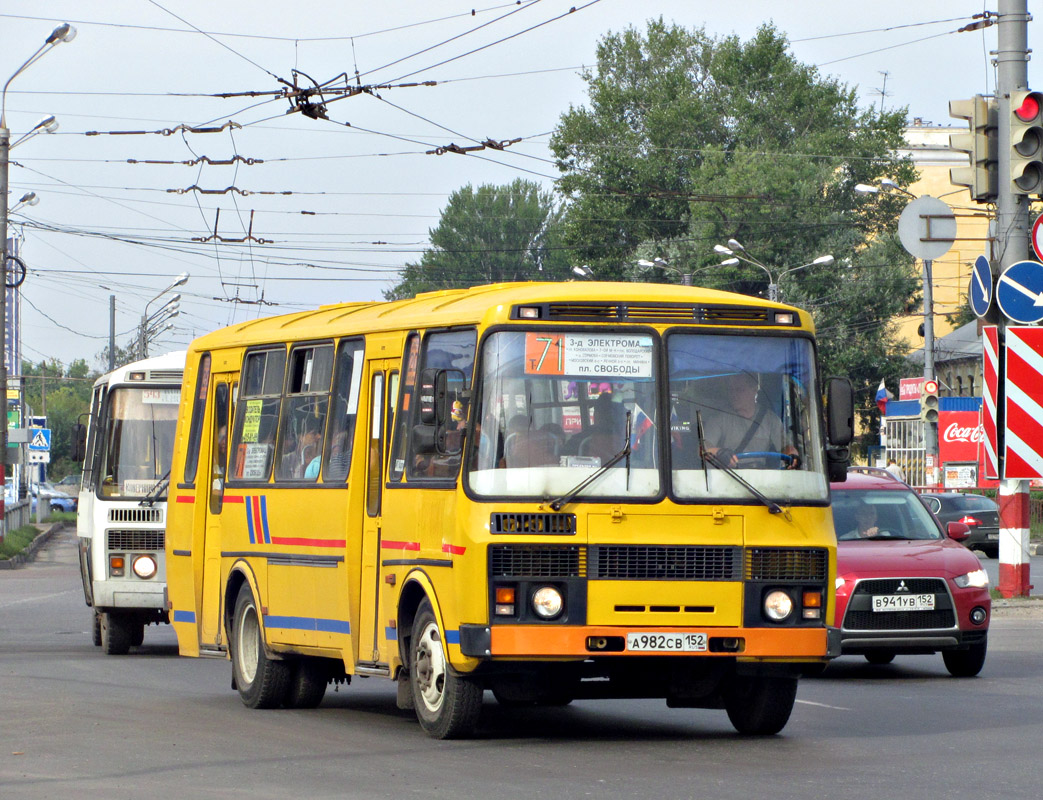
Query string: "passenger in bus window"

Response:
xmin=701 ymin=372 xmax=799 ymax=469
xmin=298 ymin=416 xmax=324 ymax=479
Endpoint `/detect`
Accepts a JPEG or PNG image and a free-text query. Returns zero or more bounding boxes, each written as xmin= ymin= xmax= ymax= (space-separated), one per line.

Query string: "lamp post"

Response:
xmin=571 ymin=264 xmax=593 ymax=278
xmin=714 ymin=240 xmax=833 ymax=302
xmin=1 ymin=23 xmax=75 ymax=532
xmin=635 ymin=256 xmax=693 ymax=286
xmin=138 ymin=274 xmax=188 ymax=358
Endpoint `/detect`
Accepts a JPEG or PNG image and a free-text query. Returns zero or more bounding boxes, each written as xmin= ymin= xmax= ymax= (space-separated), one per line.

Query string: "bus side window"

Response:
xmin=406 ymin=328 xmax=476 ymax=481
xmin=323 ymin=338 xmax=365 ymax=482
xmin=183 ymin=353 xmax=211 ymax=486
xmin=209 ymin=383 xmax=229 ymax=514
xmin=229 ymin=348 xmax=284 ymax=483
xmin=388 ymin=333 xmax=420 ymax=483
xmin=276 ymin=343 xmax=334 ymax=482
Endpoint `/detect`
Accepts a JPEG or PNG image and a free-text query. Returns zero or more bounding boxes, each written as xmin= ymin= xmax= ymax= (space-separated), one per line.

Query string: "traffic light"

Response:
xmin=920 ymin=379 xmax=939 ymax=424
xmin=1009 ymin=90 xmax=1043 ymax=194
xmin=949 ymin=95 xmax=997 ymax=202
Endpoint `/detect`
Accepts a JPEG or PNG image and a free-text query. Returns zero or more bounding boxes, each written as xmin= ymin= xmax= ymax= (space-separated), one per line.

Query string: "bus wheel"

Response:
xmin=92 ymin=612 xmax=102 ymax=646
xmin=100 ymin=612 xmax=132 ymax=655
xmin=723 ymin=675 xmax=797 ymax=736
xmin=283 ymin=659 xmax=328 ymax=709
xmin=231 ymin=584 xmax=290 ymax=709
xmin=409 ymin=599 xmax=482 ymax=739
xmin=130 ymin=622 xmax=145 ymax=647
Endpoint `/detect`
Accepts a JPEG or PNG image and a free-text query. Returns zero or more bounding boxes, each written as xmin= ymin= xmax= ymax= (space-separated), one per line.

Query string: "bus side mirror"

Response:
xmin=825 ymin=377 xmax=854 ymax=446
xmin=72 ymin=422 xmax=88 ymax=463
xmin=418 ymin=369 xmax=441 ymax=425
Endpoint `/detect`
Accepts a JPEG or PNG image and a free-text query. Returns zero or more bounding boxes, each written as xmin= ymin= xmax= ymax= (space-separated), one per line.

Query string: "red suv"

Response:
xmin=831 ymin=468 xmax=990 ymax=676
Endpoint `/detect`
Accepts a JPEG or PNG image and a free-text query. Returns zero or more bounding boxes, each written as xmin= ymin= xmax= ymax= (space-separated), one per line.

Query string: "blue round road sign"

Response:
xmin=997 ymin=260 xmax=1043 ymax=324
xmin=970 ymin=255 xmax=993 ymax=318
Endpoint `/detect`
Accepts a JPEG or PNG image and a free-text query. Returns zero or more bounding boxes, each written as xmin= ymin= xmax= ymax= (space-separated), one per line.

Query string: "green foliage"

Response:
xmin=551 ymin=19 xmax=920 ymax=446
xmin=385 ymin=179 xmax=573 ymax=300
xmin=19 ymin=358 xmax=99 ymax=479
xmin=0 ymin=525 xmax=41 ymax=560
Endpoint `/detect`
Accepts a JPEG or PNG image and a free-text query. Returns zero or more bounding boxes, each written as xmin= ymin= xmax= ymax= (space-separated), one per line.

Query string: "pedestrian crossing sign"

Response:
xmin=28 ymin=428 xmax=51 ymax=451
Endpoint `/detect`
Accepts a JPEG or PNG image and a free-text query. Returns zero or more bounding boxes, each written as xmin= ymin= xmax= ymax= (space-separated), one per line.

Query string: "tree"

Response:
xmin=385 ymin=179 xmax=573 ymax=300
xmin=20 ymin=358 xmax=98 ymax=479
xmin=550 ymin=20 xmax=920 ymax=448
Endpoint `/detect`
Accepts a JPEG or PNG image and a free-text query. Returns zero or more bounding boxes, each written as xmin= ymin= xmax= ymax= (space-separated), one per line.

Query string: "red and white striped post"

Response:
xmin=998 ymin=480 xmax=1032 ymax=597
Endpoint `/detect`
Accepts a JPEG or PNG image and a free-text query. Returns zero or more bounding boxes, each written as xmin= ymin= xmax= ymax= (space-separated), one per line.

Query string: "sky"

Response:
xmin=0 ymin=0 xmax=1034 ymax=370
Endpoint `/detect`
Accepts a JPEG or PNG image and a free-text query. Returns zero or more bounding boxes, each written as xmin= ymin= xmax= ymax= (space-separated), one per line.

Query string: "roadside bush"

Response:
xmin=0 ymin=525 xmax=42 ymax=560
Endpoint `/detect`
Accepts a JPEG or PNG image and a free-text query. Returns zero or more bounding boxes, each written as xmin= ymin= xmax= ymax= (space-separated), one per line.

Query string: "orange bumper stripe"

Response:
xmin=489 ymin=626 xmax=828 ymax=658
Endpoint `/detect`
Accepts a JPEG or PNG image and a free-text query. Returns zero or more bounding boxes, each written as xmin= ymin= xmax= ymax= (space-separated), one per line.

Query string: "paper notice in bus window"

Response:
xmin=524 ymin=333 xmax=653 ymax=378
xmin=141 ymin=389 xmax=180 ymax=405
xmin=241 ymin=399 xmax=263 ymax=443
xmin=240 ymin=443 xmax=272 ymax=480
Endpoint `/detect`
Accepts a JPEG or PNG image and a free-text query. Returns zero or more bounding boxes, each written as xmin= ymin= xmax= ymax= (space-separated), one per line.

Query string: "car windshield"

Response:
xmin=98 ymin=385 xmax=180 ymax=499
xmin=834 ymin=489 xmax=943 ymax=541
xmin=465 ymin=329 xmax=828 ymax=504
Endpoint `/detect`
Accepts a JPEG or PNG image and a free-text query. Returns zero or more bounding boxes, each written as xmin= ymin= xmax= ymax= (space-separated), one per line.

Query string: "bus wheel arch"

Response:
xmin=229 ymin=581 xmax=290 ymax=708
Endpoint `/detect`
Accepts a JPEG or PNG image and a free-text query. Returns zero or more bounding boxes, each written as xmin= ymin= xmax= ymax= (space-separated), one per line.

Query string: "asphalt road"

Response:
xmin=976 ymin=550 xmax=1043 ymax=596
xmin=2 ymin=527 xmax=1042 ymax=800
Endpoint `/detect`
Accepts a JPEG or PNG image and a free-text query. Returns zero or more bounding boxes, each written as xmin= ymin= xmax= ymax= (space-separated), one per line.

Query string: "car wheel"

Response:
xmin=100 ymin=612 xmax=132 ymax=655
xmin=230 ymin=583 xmax=291 ymax=708
xmin=943 ymin=638 xmax=987 ymax=678
xmin=723 ymin=675 xmax=798 ymax=736
xmin=409 ymin=599 xmax=482 ymax=739
xmin=865 ymin=651 xmax=895 ymax=665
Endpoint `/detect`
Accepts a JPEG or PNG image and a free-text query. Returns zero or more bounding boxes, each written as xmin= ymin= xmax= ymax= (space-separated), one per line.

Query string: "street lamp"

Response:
xmin=9 ymin=192 xmax=39 ymax=215
xmin=1 ymin=23 xmax=76 ymax=532
xmin=572 ymin=264 xmax=593 ymax=278
xmin=713 ymin=240 xmax=833 ymax=301
xmin=635 ymin=256 xmax=693 ymax=286
xmin=138 ymin=274 xmax=188 ymax=358
xmin=854 ymin=178 xmax=917 ymax=199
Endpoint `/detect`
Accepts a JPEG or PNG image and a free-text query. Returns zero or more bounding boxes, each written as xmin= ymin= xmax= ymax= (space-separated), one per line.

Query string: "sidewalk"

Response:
xmin=0 ymin=520 xmax=69 ymax=569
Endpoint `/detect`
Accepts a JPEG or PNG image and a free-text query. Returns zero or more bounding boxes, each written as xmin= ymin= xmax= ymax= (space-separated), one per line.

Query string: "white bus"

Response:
xmin=74 ymin=351 xmax=185 ymax=654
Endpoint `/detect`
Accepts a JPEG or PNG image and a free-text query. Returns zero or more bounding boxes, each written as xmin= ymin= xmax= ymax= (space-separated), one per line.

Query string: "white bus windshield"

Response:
xmin=98 ymin=386 xmax=180 ymax=498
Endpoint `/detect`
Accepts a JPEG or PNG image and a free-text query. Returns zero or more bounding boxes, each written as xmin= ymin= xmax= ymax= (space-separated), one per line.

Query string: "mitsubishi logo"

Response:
xmin=896 ymin=580 xmax=910 ymax=592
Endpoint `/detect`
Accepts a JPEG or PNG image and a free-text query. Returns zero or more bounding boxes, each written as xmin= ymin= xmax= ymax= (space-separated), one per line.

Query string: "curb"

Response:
xmin=0 ymin=522 xmax=68 ymax=570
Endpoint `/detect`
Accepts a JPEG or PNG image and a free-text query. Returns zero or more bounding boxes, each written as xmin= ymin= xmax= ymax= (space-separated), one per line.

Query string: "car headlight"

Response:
xmin=132 ymin=555 xmax=158 ymax=579
xmin=835 ymin=576 xmax=846 ymax=591
xmin=531 ymin=586 xmax=564 ymax=619
xmin=763 ymin=590 xmax=794 ymax=622
xmin=954 ymin=568 xmax=989 ymax=589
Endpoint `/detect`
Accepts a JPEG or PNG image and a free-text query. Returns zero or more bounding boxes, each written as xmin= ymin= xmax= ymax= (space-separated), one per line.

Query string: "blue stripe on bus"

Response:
xmin=245 ymin=499 xmax=255 ymax=544
xmin=444 ymin=630 xmax=460 ymax=645
xmin=260 ymin=495 xmax=271 ymax=544
xmin=172 ymin=610 xmax=196 ymax=623
xmin=385 ymin=626 xmax=398 ymax=641
xmin=263 ymin=615 xmax=351 ymax=634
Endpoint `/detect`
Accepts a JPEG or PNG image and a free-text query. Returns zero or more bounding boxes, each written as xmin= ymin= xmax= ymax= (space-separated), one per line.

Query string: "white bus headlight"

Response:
xmin=132 ymin=555 xmax=158 ymax=579
xmin=764 ymin=590 xmax=794 ymax=622
xmin=531 ymin=586 xmax=563 ymax=619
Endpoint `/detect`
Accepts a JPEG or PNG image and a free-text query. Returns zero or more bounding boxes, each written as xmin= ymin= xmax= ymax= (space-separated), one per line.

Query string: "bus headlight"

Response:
xmin=531 ymin=586 xmax=563 ymax=620
xmin=764 ymin=590 xmax=794 ymax=622
xmin=132 ymin=555 xmax=158 ymax=579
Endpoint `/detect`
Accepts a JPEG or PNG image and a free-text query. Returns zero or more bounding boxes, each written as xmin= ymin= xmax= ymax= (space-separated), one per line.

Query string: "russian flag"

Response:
xmin=875 ymin=379 xmax=893 ymax=414
xmin=630 ymin=404 xmax=655 ymax=447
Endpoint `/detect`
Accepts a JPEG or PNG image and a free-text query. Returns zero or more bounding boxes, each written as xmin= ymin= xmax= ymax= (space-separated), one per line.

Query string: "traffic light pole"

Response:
xmin=995 ymin=0 xmax=1032 ymax=597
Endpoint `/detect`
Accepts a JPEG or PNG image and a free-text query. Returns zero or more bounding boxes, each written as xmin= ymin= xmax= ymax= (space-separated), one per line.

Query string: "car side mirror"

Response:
xmin=947 ymin=521 xmax=971 ymax=542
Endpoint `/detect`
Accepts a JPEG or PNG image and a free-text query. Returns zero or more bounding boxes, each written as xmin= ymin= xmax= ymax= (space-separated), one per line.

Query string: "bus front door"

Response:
xmin=357 ymin=363 xmax=389 ymax=666
xmin=200 ymin=376 xmax=232 ymax=646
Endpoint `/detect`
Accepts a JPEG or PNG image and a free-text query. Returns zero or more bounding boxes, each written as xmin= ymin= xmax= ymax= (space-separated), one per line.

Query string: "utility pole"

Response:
xmin=109 ymin=295 xmax=115 ymax=371
xmin=995 ymin=0 xmax=1033 ymax=597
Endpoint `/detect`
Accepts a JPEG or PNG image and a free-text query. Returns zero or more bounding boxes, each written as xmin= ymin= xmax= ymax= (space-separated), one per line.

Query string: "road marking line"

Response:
xmin=796 ymin=699 xmax=850 ymax=711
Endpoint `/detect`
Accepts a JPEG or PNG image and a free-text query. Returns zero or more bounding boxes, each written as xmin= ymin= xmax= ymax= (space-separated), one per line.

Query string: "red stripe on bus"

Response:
xmin=270 ymin=537 xmax=346 ymax=548
xmin=175 ymin=495 xmax=196 ymax=504
xmin=442 ymin=544 xmax=466 ymax=555
xmin=223 ymin=495 xmax=245 ymax=503
xmin=251 ymin=496 xmax=264 ymax=541
xmin=381 ymin=540 xmax=421 ymax=551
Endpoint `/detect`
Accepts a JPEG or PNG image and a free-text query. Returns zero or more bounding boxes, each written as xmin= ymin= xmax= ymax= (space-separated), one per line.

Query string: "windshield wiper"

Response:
xmin=550 ymin=412 xmax=631 ymax=512
xmin=139 ymin=469 xmax=171 ymax=507
xmin=695 ymin=411 xmax=784 ymax=515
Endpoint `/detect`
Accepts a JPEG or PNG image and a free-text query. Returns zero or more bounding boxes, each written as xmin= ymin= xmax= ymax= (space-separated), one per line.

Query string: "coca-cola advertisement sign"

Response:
xmin=937 ymin=410 xmax=997 ymax=488
xmin=942 ymin=421 xmax=985 ymax=445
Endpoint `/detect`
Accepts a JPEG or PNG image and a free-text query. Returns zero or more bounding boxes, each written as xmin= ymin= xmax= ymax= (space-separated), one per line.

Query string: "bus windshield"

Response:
xmin=467 ymin=329 xmax=827 ymax=503
xmin=98 ymin=386 xmax=180 ymax=498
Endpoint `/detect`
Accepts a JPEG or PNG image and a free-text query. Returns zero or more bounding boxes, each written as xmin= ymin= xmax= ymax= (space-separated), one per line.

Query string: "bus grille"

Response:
xmin=490 ymin=512 xmax=576 ymax=535
xmin=148 ymin=370 xmax=183 ymax=381
xmin=745 ymin=547 xmax=828 ymax=581
xmin=489 ymin=545 xmax=584 ymax=578
xmin=107 ymin=529 xmax=165 ymax=551
xmin=109 ymin=507 xmax=163 ymax=524
xmin=590 ymin=545 xmax=741 ymax=580
xmin=539 ymin=302 xmax=773 ymax=325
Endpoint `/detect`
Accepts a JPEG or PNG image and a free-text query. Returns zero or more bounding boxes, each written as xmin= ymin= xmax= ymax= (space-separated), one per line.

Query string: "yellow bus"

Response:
xmin=166 ymin=281 xmax=853 ymax=738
